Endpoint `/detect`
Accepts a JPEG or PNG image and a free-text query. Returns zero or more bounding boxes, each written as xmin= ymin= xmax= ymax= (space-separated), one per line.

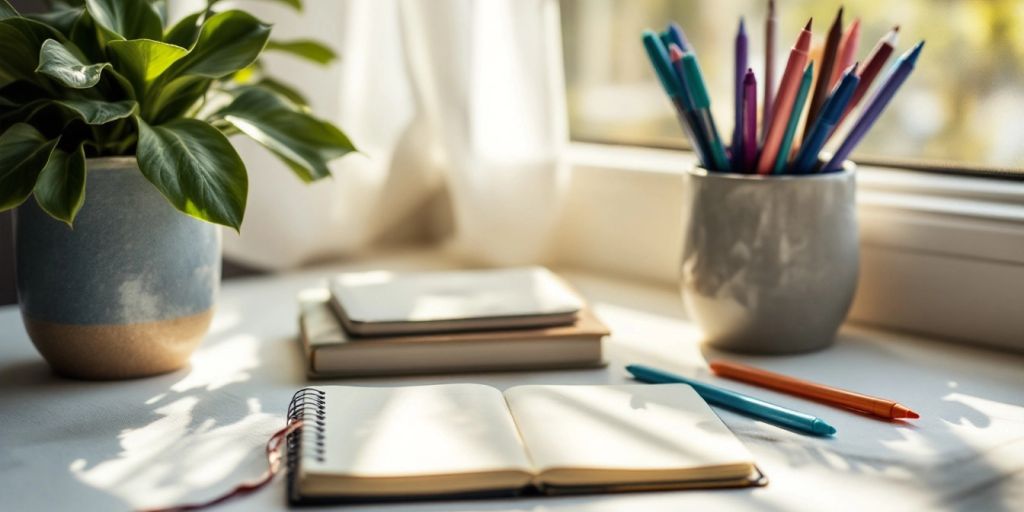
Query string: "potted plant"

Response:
xmin=0 ymin=0 xmax=355 ymax=379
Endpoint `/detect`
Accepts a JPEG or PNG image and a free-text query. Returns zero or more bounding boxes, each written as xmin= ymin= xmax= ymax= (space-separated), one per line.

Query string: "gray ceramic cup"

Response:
xmin=680 ymin=164 xmax=858 ymax=353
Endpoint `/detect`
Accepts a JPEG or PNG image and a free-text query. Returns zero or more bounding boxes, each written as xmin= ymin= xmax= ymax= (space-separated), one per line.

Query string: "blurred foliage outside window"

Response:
xmin=560 ymin=0 xmax=1024 ymax=173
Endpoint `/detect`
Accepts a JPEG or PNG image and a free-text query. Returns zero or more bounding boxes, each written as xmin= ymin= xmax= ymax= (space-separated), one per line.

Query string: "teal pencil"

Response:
xmin=680 ymin=52 xmax=731 ymax=171
xmin=772 ymin=62 xmax=814 ymax=174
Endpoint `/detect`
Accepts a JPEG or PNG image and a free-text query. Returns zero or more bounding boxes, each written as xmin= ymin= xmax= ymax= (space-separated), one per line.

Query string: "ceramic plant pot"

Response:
xmin=16 ymin=157 xmax=221 ymax=379
xmin=679 ymin=164 xmax=859 ymax=354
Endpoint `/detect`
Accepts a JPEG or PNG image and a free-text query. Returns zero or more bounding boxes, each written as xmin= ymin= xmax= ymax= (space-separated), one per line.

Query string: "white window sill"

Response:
xmin=556 ymin=142 xmax=1024 ymax=353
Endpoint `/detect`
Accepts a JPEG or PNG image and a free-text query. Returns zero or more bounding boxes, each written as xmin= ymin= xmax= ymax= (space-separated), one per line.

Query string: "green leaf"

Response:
xmin=211 ymin=0 xmax=301 ymax=10
xmin=26 ymin=6 xmax=84 ymax=34
xmin=0 ymin=17 xmax=65 ymax=84
xmin=35 ymin=38 xmax=110 ymax=88
xmin=164 ymin=11 xmax=201 ymax=48
xmin=84 ymin=0 xmax=162 ymax=40
xmin=34 ymin=139 xmax=86 ymax=225
xmin=57 ymin=98 xmax=136 ymax=124
xmin=0 ymin=123 xmax=58 ymax=211
xmin=265 ymin=39 xmax=336 ymax=65
xmin=0 ymin=0 xmax=18 ymax=20
xmin=217 ymin=86 xmax=355 ymax=182
xmin=255 ymin=77 xmax=308 ymax=107
xmin=135 ymin=117 xmax=248 ymax=229
xmin=107 ymin=38 xmax=186 ymax=97
xmin=147 ymin=74 xmax=209 ymax=123
xmin=165 ymin=10 xmax=270 ymax=79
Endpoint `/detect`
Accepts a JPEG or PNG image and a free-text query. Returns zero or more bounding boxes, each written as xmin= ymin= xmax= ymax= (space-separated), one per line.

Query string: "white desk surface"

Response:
xmin=1 ymin=250 xmax=1022 ymax=512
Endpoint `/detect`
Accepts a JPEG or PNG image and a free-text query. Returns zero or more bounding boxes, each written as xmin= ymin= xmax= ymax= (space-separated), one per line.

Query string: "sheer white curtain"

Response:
xmin=210 ymin=0 xmax=569 ymax=269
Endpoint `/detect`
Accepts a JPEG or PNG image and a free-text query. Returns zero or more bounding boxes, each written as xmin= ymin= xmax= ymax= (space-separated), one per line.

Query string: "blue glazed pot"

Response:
xmin=16 ymin=157 xmax=221 ymax=379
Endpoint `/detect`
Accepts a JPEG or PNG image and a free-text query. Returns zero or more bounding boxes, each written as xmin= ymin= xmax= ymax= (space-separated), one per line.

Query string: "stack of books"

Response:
xmin=298 ymin=267 xmax=609 ymax=377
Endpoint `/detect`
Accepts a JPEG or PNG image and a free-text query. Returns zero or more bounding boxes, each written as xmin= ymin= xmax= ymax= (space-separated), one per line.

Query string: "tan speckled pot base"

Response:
xmin=23 ymin=309 xmax=214 ymax=380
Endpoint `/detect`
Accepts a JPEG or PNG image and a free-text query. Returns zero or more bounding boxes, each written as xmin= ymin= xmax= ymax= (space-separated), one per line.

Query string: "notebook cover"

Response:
xmin=328 ymin=267 xmax=585 ymax=336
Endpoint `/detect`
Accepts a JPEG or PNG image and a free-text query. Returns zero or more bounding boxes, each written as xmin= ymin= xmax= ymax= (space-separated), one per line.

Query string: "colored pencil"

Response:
xmin=791 ymin=64 xmax=860 ymax=173
xmin=772 ymin=62 xmax=814 ymax=174
xmin=667 ymin=43 xmax=715 ymax=166
xmin=710 ymin=360 xmax=920 ymax=420
xmin=825 ymin=41 xmax=925 ymax=172
xmin=740 ymin=69 xmax=758 ymax=172
xmin=666 ymin=21 xmax=692 ymax=53
xmin=732 ymin=18 xmax=748 ymax=170
xmin=680 ymin=51 xmax=731 ymax=171
xmin=805 ymin=7 xmax=843 ymax=142
xmin=642 ymin=31 xmax=711 ymax=167
xmin=628 ymin=364 xmax=838 ymax=437
xmin=756 ymin=18 xmax=813 ymax=174
xmin=832 ymin=18 xmax=862 ymax=88
xmin=838 ymin=25 xmax=899 ymax=127
xmin=763 ymin=0 xmax=777 ymax=138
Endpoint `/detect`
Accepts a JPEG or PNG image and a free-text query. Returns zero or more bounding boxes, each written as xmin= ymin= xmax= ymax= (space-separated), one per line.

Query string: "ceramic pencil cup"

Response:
xmin=679 ymin=164 xmax=858 ymax=354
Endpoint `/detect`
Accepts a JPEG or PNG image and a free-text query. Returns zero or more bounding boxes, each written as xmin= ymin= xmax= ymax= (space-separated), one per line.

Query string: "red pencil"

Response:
xmin=831 ymin=18 xmax=862 ymax=89
xmin=837 ymin=26 xmax=899 ymax=127
xmin=756 ymin=19 xmax=812 ymax=174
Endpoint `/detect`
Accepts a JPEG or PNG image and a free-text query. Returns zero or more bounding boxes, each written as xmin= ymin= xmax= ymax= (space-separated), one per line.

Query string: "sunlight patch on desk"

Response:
xmin=172 ymin=334 xmax=260 ymax=392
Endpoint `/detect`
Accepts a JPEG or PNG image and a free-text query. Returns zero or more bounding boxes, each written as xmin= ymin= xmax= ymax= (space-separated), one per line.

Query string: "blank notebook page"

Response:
xmin=310 ymin=385 xmax=532 ymax=478
xmin=503 ymin=384 xmax=754 ymax=485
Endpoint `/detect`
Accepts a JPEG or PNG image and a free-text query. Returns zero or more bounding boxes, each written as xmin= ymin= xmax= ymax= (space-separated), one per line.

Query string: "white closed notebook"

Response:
xmin=287 ymin=384 xmax=764 ymax=504
xmin=329 ymin=267 xmax=584 ymax=336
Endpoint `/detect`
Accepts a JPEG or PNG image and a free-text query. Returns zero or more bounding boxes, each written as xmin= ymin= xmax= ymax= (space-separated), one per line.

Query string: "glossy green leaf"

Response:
xmin=0 ymin=123 xmax=58 ymax=211
xmin=255 ymin=77 xmax=308 ymax=107
xmin=0 ymin=17 xmax=65 ymax=84
xmin=146 ymin=74 xmax=209 ymax=123
xmin=34 ymin=139 xmax=86 ymax=225
xmin=57 ymin=98 xmax=136 ymax=124
xmin=35 ymin=38 xmax=110 ymax=88
xmin=135 ymin=117 xmax=248 ymax=229
xmin=164 ymin=11 xmax=200 ymax=48
xmin=265 ymin=39 xmax=336 ymax=65
xmin=84 ymin=0 xmax=162 ymax=40
xmin=165 ymin=10 xmax=270 ymax=79
xmin=211 ymin=0 xmax=301 ymax=10
xmin=0 ymin=0 xmax=18 ymax=20
xmin=217 ymin=86 xmax=355 ymax=182
xmin=107 ymin=39 xmax=186 ymax=97
xmin=27 ymin=6 xmax=84 ymax=34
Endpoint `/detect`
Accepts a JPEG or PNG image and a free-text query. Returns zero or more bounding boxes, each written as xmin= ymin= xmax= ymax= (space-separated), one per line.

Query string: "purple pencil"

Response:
xmin=825 ymin=41 xmax=924 ymax=172
xmin=732 ymin=18 xmax=748 ymax=169
xmin=741 ymin=69 xmax=758 ymax=171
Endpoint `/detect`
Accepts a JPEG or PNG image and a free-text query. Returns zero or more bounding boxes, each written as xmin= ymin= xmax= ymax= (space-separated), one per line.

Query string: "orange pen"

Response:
xmin=709 ymin=360 xmax=920 ymax=420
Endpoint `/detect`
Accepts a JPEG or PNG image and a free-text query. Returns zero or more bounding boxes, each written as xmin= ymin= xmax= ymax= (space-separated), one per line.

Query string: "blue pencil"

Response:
xmin=626 ymin=364 xmax=838 ymax=437
xmin=790 ymin=64 xmax=860 ymax=174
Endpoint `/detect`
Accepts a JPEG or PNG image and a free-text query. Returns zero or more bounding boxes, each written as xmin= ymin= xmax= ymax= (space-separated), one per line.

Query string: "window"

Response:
xmin=560 ymin=0 xmax=1024 ymax=176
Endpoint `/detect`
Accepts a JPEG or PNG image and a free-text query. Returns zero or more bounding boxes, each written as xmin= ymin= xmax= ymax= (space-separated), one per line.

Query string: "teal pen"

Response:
xmin=626 ymin=364 xmax=837 ymax=437
xmin=642 ymin=31 xmax=712 ymax=168
xmin=679 ymin=53 xmax=731 ymax=171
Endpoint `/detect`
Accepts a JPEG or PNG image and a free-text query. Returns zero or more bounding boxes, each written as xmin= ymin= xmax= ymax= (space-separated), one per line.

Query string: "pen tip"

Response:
xmin=892 ymin=405 xmax=920 ymax=419
xmin=805 ymin=18 xmax=813 ymax=31
xmin=893 ymin=24 xmax=901 ymax=33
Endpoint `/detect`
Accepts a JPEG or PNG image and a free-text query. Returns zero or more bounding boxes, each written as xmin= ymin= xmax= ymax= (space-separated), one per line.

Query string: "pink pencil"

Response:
xmin=831 ymin=18 xmax=861 ymax=89
xmin=762 ymin=0 xmax=778 ymax=138
xmin=756 ymin=19 xmax=813 ymax=175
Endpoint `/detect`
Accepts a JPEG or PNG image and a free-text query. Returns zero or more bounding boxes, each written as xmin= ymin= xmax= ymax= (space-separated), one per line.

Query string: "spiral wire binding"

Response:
xmin=287 ymin=387 xmax=327 ymax=463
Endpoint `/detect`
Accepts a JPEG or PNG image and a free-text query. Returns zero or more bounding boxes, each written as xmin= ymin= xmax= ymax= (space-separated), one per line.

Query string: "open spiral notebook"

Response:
xmin=285 ymin=383 xmax=766 ymax=505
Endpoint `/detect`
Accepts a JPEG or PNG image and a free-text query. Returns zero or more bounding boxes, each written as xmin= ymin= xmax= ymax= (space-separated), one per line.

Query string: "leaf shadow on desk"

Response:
xmin=693 ymin=330 xmax=1024 ymax=512
xmin=0 ymin=317 xmax=313 ymax=510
